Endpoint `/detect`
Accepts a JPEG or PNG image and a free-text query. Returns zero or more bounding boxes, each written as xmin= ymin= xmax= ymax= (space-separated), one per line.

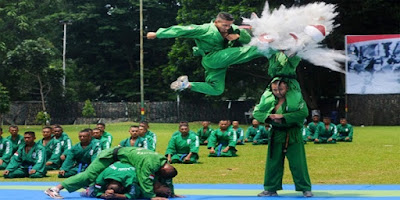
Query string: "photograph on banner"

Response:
xmin=345 ymin=34 xmax=400 ymax=94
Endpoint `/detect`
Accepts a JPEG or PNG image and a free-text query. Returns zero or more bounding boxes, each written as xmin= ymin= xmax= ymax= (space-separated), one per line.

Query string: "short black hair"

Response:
xmin=130 ymin=125 xmax=139 ymax=128
xmin=9 ymin=125 xmax=18 ymax=129
xmin=24 ymin=131 xmax=35 ymax=137
xmin=216 ymin=12 xmax=234 ymax=21
xmin=43 ymin=126 xmax=52 ymax=131
xmin=140 ymin=121 xmax=149 ymax=126
xmin=97 ymin=122 xmax=106 ymax=127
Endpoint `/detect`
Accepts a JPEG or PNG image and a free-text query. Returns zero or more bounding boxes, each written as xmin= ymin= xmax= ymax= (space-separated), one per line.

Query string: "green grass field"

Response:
xmin=1 ymin=123 xmax=399 ymax=184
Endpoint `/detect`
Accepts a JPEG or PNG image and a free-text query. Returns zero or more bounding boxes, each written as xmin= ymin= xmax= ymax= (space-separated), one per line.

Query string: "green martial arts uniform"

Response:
xmin=336 ymin=124 xmax=353 ymax=142
xmin=156 ymin=21 xmax=264 ymax=96
xmin=119 ymin=137 xmax=148 ymax=148
xmin=306 ymin=121 xmax=323 ymax=141
xmin=254 ymin=98 xmax=311 ymax=192
xmin=207 ymin=129 xmax=238 ymax=157
xmin=54 ymin=132 xmax=72 ymax=157
xmin=61 ymin=147 xmax=168 ymax=199
xmin=102 ymin=131 xmax=113 ymax=145
xmin=166 ymin=132 xmax=199 ymax=163
xmin=37 ymin=138 xmax=62 ymax=170
xmin=59 ymin=139 xmax=101 ymax=178
xmin=314 ymin=123 xmax=338 ymax=144
xmin=0 ymin=137 xmax=12 ymax=169
xmin=92 ymin=162 xmax=141 ymax=199
xmin=245 ymin=125 xmax=266 ymax=143
xmin=98 ymin=136 xmax=111 ymax=150
xmin=253 ymin=127 xmax=271 ymax=145
xmin=4 ymin=142 xmax=47 ymax=178
xmin=172 ymin=130 xmax=197 ymax=138
xmin=7 ymin=134 xmax=24 ymax=153
xmin=301 ymin=126 xmax=310 ymax=143
xmin=233 ymin=127 xmax=245 ymax=145
xmin=196 ymin=127 xmax=213 ymax=145
xmin=144 ymin=130 xmax=157 ymax=151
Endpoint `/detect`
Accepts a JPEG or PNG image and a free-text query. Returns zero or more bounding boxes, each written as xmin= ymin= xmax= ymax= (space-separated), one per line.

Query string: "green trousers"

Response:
xmin=190 ymin=46 xmax=263 ymax=96
xmin=337 ymin=136 xmax=352 ymax=142
xmin=208 ymin=145 xmax=237 ymax=157
xmin=253 ymin=139 xmax=268 ymax=145
xmin=264 ymin=142 xmax=311 ymax=192
xmin=4 ymin=168 xmax=45 ymax=178
xmin=170 ymin=154 xmax=198 ymax=164
xmin=0 ymin=162 xmax=8 ymax=170
xmin=314 ymin=137 xmax=337 ymax=144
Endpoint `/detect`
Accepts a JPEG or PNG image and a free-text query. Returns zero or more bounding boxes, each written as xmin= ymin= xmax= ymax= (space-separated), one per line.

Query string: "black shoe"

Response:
xmin=257 ymin=190 xmax=278 ymax=197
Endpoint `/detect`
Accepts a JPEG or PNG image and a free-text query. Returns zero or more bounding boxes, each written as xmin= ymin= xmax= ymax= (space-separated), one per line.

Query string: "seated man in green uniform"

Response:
xmin=245 ymin=119 xmax=266 ymax=143
xmin=166 ymin=124 xmax=199 ymax=164
xmin=139 ymin=122 xmax=157 ymax=151
xmin=306 ymin=114 xmax=323 ymax=142
xmin=119 ymin=125 xmax=148 ymax=148
xmin=52 ymin=125 xmax=72 ymax=162
xmin=208 ymin=120 xmax=238 ymax=157
xmin=336 ymin=118 xmax=354 ymax=142
xmin=253 ymin=123 xmax=271 ymax=145
xmin=58 ymin=129 xmax=101 ymax=178
xmin=0 ymin=127 xmax=13 ymax=169
xmin=3 ymin=131 xmax=47 ymax=178
xmin=7 ymin=125 xmax=24 ymax=154
xmin=45 ymin=147 xmax=178 ymax=200
xmin=37 ymin=126 xmax=62 ymax=170
xmin=232 ymin=121 xmax=245 ymax=145
xmin=92 ymin=128 xmax=111 ymax=150
xmin=314 ymin=116 xmax=338 ymax=144
xmin=96 ymin=123 xmax=113 ymax=145
xmin=171 ymin=121 xmax=197 ymax=138
xmin=196 ymin=121 xmax=213 ymax=145
xmin=147 ymin=12 xmax=264 ymax=96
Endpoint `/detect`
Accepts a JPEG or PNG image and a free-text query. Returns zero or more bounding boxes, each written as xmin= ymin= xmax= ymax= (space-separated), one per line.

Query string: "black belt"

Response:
xmin=113 ymin=147 xmax=122 ymax=162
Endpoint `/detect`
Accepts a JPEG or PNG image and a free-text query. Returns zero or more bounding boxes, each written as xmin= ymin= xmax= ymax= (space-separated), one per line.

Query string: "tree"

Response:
xmin=0 ymin=83 xmax=10 ymax=126
xmin=82 ymin=99 xmax=96 ymax=127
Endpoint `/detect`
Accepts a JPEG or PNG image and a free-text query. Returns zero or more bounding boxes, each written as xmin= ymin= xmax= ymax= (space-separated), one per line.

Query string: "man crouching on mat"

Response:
xmin=45 ymin=147 xmax=178 ymax=200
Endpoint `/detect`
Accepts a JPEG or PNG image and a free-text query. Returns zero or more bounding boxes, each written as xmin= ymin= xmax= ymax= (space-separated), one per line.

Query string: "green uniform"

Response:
xmin=314 ymin=123 xmax=338 ymax=144
xmin=301 ymin=126 xmax=310 ymax=143
xmin=253 ymin=127 xmax=271 ymax=145
xmin=0 ymin=137 xmax=12 ymax=169
xmin=144 ymin=130 xmax=157 ymax=151
xmin=166 ymin=132 xmax=199 ymax=163
xmin=207 ymin=129 xmax=237 ymax=157
xmin=336 ymin=124 xmax=353 ymax=142
xmin=54 ymin=132 xmax=72 ymax=157
xmin=4 ymin=142 xmax=47 ymax=178
xmin=306 ymin=121 xmax=323 ymax=141
xmin=232 ymin=127 xmax=245 ymax=145
xmin=92 ymin=162 xmax=141 ymax=199
xmin=37 ymin=138 xmax=62 ymax=170
xmin=119 ymin=137 xmax=148 ymax=149
xmin=98 ymin=136 xmax=111 ymax=150
xmin=7 ymin=134 xmax=24 ymax=153
xmin=172 ymin=130 xmax=197 ymax=138
xmin=59 ymin=139 xmax=101 ymax=178
xmin=196 ymin=127 xmax=213 ymax=145
xmin=61 ymin=147 xmax=168 ymax=199
xmin=156 ymin=21 xmax=264 ymax=96
xmin=245 ymin=125 xmax=266 ymax=143
xmin=254 ymin=97 xmax=311 ymax=192
xmin=102 ymin=131 xmax=113 ymax=145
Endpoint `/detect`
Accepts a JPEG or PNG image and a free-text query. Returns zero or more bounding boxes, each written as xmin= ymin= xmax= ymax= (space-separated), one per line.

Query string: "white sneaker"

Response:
xmin=44 ymin=187 xmax=63 ymax=199
xmin=170 ymin=75 xmax=189 ymax=91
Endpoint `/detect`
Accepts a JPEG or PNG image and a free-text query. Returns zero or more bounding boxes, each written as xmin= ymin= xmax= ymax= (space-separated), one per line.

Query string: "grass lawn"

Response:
xmin=0 ymin=123 xmax=399 ymax=184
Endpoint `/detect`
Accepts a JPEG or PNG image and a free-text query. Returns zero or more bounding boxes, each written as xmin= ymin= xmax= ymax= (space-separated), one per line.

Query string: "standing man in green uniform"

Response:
xmin=52 ymin=125 xmax=72 ymax=162
xmin=97 ymin=123 xmax=113 ymax=145
xmin=232 ymin=121 xmax=245 ymax=145
xmin=6 ymin=125 xmax=24 ymax=153
xmin=0 ymin=127 xmax=13 ymax=169
xmin=245 ymin=119 xmax=266 ymax=143
xmin=45 ymin=147 xmax=178 ymax=200
xmin=58 ymin=130 xmax=101 ymax=178
xmin=92 ymin=128 xmax=111 ymax=150
xmin=208 ymin=120 xmax=238 ymax=157
xmin=119 ymin=125 xmax=148 ymax=148
xmin=306 ymin=115 xmax=323 ymax=142
xmin=37 ymin=126 xmax=62 ymax=170
xmin=336 ymin=118 xmax=354 ymax=142
xmin=139 ymin=122 xmax=157 ymax=151
xmin=253 ymin=123 xmax=271 ymax=145
xmin=253 ymin=80 xmax=312 ymax=197
xmin=166 ymin=124 xmax=199 ymax=164
xmin=147 ymin=12 xmax=264 ymax=96
xmin=314 ymin=116 xmax=338 ymax=144
xmin=196 ymin=121 xmax=213 ymax=145
xmin=3 ymin=131 xmax=47 ymax=178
